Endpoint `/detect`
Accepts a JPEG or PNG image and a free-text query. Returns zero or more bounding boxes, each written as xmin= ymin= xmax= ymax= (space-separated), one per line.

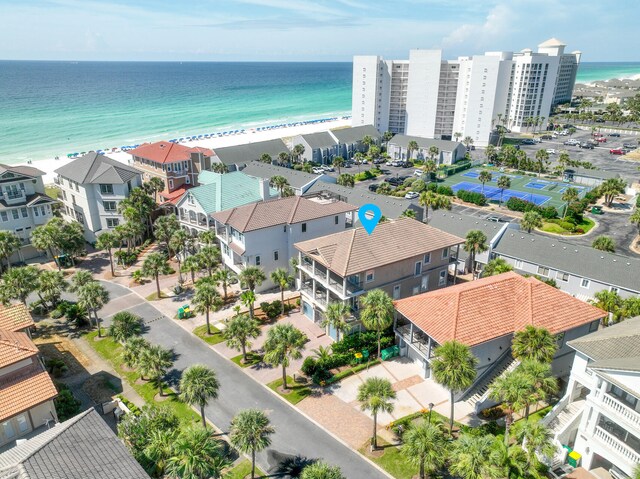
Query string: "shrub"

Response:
xmin=479 ymin=405 xmax=505 ymax=420
xmin=427 ymin=182 xmax=438 ymax=192
xmin=403 ymin=177 xmax=416 ymax=188
xmin=311 ymin=368 xmax=332 ymax=385
xmin=412 ymin=179 xmax=426 ymax=192
xmin=505 ymin=197 xmax=558 ymax=219
xmin=54 ymin=385 xmax=81 ymax=421
xmin=301 ymin=357 xmax=318 ymax=377
xmin=456 ymin=189 xmax=487 ymax=206
xmin=354 ymin=170 xmax=377 ymax=182
xmin=46 ymin=358 xmax=68 ymax=378
xmin=65 ymin=304 xmax=89 ymax=328
xmin=437 ymin=185 xmax=454 ymax=196
xmin=331 ymin=330 xmax=394 ymax=356
xmin=293 ymin=164 xmax=303 ymax=171
xmin=29 ymin=300 xmax=47 ymax=316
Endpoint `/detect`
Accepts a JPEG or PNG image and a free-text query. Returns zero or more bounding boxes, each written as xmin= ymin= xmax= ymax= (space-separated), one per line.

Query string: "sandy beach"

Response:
xmin=20 ymin=117 xmax=352 ymax=185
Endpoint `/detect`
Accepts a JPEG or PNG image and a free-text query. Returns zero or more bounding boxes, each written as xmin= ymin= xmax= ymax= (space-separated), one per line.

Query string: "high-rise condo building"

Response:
xmin=352 ymin=38 xmax=581 ymax=147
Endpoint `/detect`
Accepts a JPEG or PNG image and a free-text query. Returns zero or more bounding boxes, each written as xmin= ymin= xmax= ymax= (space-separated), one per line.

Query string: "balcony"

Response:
xmin=3 ymin=191 xmax=25 ymax=205
xmin=594 ymin=426 xmax=640 ymax=464
xmin=300 ymin=282 xmax=327 ymax=307
xmin=593 ymin=390 xmax=640 ymax=430
xmin=397 ymin=324 xmax=433 ymax=358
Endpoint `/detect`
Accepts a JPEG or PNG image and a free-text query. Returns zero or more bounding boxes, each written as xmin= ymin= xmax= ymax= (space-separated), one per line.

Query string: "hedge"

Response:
xmin=354 ymin=170 xmax=377 ymax=181
xmin=456 ymin=189 xmax=487 ymax=206
xmin=505 ymin=197 xmax=558 ymax=219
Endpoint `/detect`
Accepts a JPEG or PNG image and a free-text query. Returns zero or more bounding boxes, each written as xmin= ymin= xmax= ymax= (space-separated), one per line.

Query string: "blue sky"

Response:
xmin=0 ymin=0 xmax=638 ymax=61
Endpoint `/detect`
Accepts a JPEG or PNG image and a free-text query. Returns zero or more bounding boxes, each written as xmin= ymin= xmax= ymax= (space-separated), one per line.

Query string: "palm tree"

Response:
xmin=277 ymin=151 xmax=290 ymax=165
xmin=428 ymin=145 xmax=439 ymax=164
xmin=322 ymin=302 xmax=351 ymax=341
xmin=535 ymin=149 xmax=549 ymax=177
xmin=407 ymin=140 xmax=419 ymax=161
xmin=359 ymin=289 xmax=394 ymax=358
xmin=270 ymin=268 xmax=293 ymax=315
xmin=630 ymin=208 xmax=640 ymax=234
xmin=229 ymin=409 xmax=275 ymax=479
xmin=240 ymin=290 xmax=257 ymax=319
xmin=362 ymin=135 xmax=374 ymax=154
xmin=490 ymin=439 xmax=528 ymax=479
xmin=182 ymin=254 xmax=203 ymax=284
xmin=180 ymin=364 xmax=219 ymax=428
xmin=592 ymin=235 xmax=616 ymax=252
xmin=170 ymin=229 xmax=191 ymax=282
xmin=332 ymin=156 xmax=345 ymax=175
xmin=96 ymin=231 xmax=120 ymax=277
xmin=122 ymin=336 xmax=149 ymax=369
xmin=489 ymin=369 xmax=532 ymax=444
xmin=464 ymin=230 xmax=488 ymax=279
xmin=454 ymin=132 xmax=462 ymax=143
xmin=36 ymin=270 xmax=67 ymax=310
xmin=292 ymin=144 xmax=306 ymax=163
xmin=263 ymin=323 xmax=307 ymax=390
xmin=165 ymin=427 xmax=228 ymax=479
xmin=240 ymin=266 xmax=266 ymax=316
xmin=141 ymin=252 xmax=172 ymax=299
xmin=77 ymin=281 xmax=109 ymax=337
xmin=600 ymin=178 xmax=626 ymax=207
xmin=270 ymin=175 xmax=290 ymax=197
xmin=154 ymin=215 xmax=180 ymax=255
xmin=521 ymin=211 xmax=543 ymax=233
xmin=197 ymin=245 xmax=220 ymax=277
xmin=450 ymin=434 xmax=501 ymax=479
xmin=109 ymin=311 xmax=143 ymax=344
xmin=69 ymin=270 xmax=93 ymax=293
xmin=144 ymin=428 xmax=177 ymax=477
xmin=431 ymin=340 xmax=478 ymax=434
xmin=481 ymin=258 xmax=513 ymax=277
xmin=260 ymin=153 xmax=272 ymax=164
xmin=591 ymin=289 xmax=622 ymax=326
xmin=421 ymin=160 xmax=437 ymax=183
xmin=463 ymin=136 xmax=474 ymax=151
xmin=223 ymin=314 xmax=261 ymax=362
xmin=198 ymin=229 xmax=216 ymax=246
xmin=192 ymin=278 xmax=223 ymax=335
xmin=513 ymin=421 xmax=556 ymax=469
xmin=497 ymin=176 xmax=511 ymax=205
xmin=31 ymin=222 xmax=59 ymax=269
xmin=146 ymin=177 xmax=165 ymax=203
xmin=357 ymin=376 xmax=396 ymax=450
xmin=518 ymin=359 xmax=558 ymax=419
xmin=478 ymin=170 xmax=492 ymax=195
xmin=512 ymin=325 xmax=557 ymax=363
xmin=211 ymin=162 xmax=228 ymax=174
xmin=213 ymin=268 xmax=236 ymax=301
xmin=561 ymin=187 xmax=580 ymax=219
xmin=140 ymin=344 xmax=173 ymax=396
xmin=301 ymin=462 xmax=345 ymax=479
xmin=402 ymin=422 xmax=446 ymax=479
xmin=337 ymin=173 xmax=355 ymax=187
xmin=419 ymin=191 xmax=451 ymax=224
xmin=0 ymin=231 xmax=21 ymax=273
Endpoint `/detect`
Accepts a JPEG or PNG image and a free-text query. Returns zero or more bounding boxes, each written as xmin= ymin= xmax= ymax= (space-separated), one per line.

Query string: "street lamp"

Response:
xmin=428 ymin=403 xmax=434 ymax=424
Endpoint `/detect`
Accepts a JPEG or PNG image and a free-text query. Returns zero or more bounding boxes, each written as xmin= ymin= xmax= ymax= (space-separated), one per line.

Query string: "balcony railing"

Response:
xmin=397 ymin=324 xmax=431 ymax=357
xmin=300 ymin=283 xmax=327 ymax=306
xmin=594 ymin=390 xmax=640 ymax=429
xmin=5 ymin=191 xmax=24 ymax=200
xmin=594 ymin=426 xmax=640 ymax=464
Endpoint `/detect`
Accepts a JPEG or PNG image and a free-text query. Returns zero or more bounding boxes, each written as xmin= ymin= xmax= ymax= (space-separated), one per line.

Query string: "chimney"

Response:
xmin=259 ymin=178 xmax=271 ymax=200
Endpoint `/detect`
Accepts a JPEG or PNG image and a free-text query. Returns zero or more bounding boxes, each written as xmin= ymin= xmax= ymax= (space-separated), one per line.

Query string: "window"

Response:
xmin=16 ymin=414 xmax=29 ymax=433
xmin=302 ymin=223 xmax=307 ymax=233
xmin=441 ymin=248 xmax=448 ymax=259
xmin=20 ymin=208 xmax=27 ymax=218
xmin=610 ymin=286 xmax=619 ymax=293
xmin=188 ymin=195 xmax=194 ymax=205
xmin=106 ymin=218 xmax=119 ymax=228
xmin=537 ymin=266 xmax=550 ymax=277
xmin=439 ymin=270 xmax=447 ymax=286
xmin=556 ymin=332 xmax=565 ymax=346
xmin=11 ymin=210 xmax=19 ymax=220
xmin=71 ymin=194 xmax=76 ymax=204
xmin=2 ymin=421 xmax=16 ymax=439
xmin=273 ymin=251 xmax=279 ymax=261
xmin=557 ymin=271 xmax=569 ymax=282
xmin=34 ymin=207 xmax=39 ymax=217
xmin=335 ymin=215 xmax=339 ymax=225
xmin=581 ymin=278 xmax=590 ymax=289
xmin=62 ymin=190 xmax=67 ymax=200
xmin=103 ymin=201 xmax=117 ymax=211
xmin=0 ymin=212 xmax=6 ymax=222
xmin=589 ymin=320 xmax=599 ymax=333
xmin=99 ymin=184 xmax=114 ymax=194
xmin=255 ymin=256 xmax=261 ymax=266
xmin=168 ymin=179 xmax=174 ymax=189
xmin=421 ymin=274 xmax=429 ymax=291
xmin=392 ymin=284 xmax=401 ymax=299
xmin=412 ymin=286 xmax=420 ymax=295
xmin=424 ymin=253 xmax=431 ymax=264
xmin=74 ymin=182 xmax=78 ymax=191
xmin=414 ymin=261 xmax=422 ymax=276
xmin=365 ymin=270 xmax=375 ymax=283
xmin=283 ymin=225 xmax=287 ymax=232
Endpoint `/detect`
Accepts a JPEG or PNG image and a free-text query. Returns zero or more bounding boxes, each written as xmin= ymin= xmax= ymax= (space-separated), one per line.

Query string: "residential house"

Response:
xmin=0 ymin=303 xmax=35 ymax=337
xmin=0 ymin=409 xmax=150 ymax=478
xmin=393 ymin=272 xmax=605 ymax=409
xmin=387 ymin=135 xmax=467 ymax=165
xmin=563 ymin=167 xmax=623 ymax=187
xmin=129 ymin=141 xmax=213 ymax=205
xmin=541 ymin=317 xmax=640 ymax=478
xmin=175 ymin=170 xmax=277 ymax=236
xmin=212 ymin=196 xmax=357 ymax=292
xmin=493 ymin=231 xmax=640 ymax=300
xmin=294 ymin=217 xmax=464 ymax=337
xmin=211 ymin=139 xmax=290 ymax=171
xmin=0 ymin=164 xmax=57 ymax=263
xmin=428 ymin=212 xmax=511 ymax=275
xmin=0 ymin=329 xmax=58 ymax=449
xmin=329 ymin=125 xmax=382 ymax=159
xmin=54 ymin=153 xmax=143 ymax=242
xmin=292 ymin=132 xmax=340 ymax=165
xmin=240 ymin=162 xmax=330 ymax=195
xmin=304 ymin=181 xmax=422 ymax=221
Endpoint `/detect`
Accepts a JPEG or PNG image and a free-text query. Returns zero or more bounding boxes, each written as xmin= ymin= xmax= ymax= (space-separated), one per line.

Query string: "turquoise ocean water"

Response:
xmin=0 ymin=61 xmax=638 ymax=165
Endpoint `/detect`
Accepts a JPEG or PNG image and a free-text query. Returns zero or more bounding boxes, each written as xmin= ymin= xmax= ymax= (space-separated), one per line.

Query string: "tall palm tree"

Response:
xmin=141 ymin=252 xmax=172 ymax=299
xmin=535 ymin=149 xmax=549 ymax=177
xmin=240 ymin=266 xmax=266 ymax=317
xmin=600 ymin=178 xmax=626 ymax=207
xmin=198 ymin=229 xmax=216 ymax=246
xmin=332 ymin=156 xmax=345 ymax=175
xmin=490 ymin=439 xmax=528 ymax=479
xmin=489 ymin=369 xmax=532 ymax=444
xmin=454 ymin=132 xmax=462 ymax=143
xmin=518 ymin=359 xmax=558 ymax=419
xmin=213 ymin=268 xmax=236 ymax=301
xmin=431 ymin=340 xmax=478 ymax=434
xmin=419 ymin=191 xmax=451 ymax=224
xmin=69 ymin=270 xmax=93 ymax=293
xmin=0 ymin=231 xmax=21 ymax=273
xmin=96 ymin=231 xmax=120 ymax=277
xmin=421 ymin=160 xmax=437 ymax=183
xmin=463 ymin=230 xmax=488 ymax=279
xmin=359 ymin=289 xmax=394 ymax=358
xmin=240 ymin=290 xmax=257 ymax=319
xmin=269 ymin=175 xmax=290 ymax=197
xmin=147 ymin=177 xmax=165 ymax=203
xmin=165 ymin=427 xmax=229 ymax=479
xmin=301 ymin=462 xmax=345 ymax=479
xmin=122 ymin=336 xmax=149 ymax=369
xmin=512 ymin=325 xmax=557 ymax=363
xmin=140 ymin=344 xmax=173 ymax=396
xmin=222 ymin=314 xmax=261 ymax=362
xmin=260 ymin=153 xmax=272 ymax=164
xmin=182 ymin=254 xmax=203 ymax=284
xmin=362 ymin=135 xmax=374 ymax=154
xmin=192 ymin=278 xmax=223 ymax=335
xmin=197 ymin=245 xmax=220 ymax=277
xmin=463 ymin=136 xmax=474 ymax=151
xmin=478 ymin=170 xmax=492 ymax=195
xmin=428 ymin=145 xmax=439 ymax=164
xmin=77 ymin=280 xmax=110 ymax=337
xmin=36 ymin=270 xmax=67 ymax=310
xmin=407 ymin=140 xmax=419 ymax=161
xmin=180 ymin=364 xmax=219 ymax=428
xmin=592 ymin=235 xmax=616 ymax=253
xmin=31 ymin=222 xmax=60 ymax=269
xmin=170 ymin=229 xmax=191 ymax=282
xmin=109 ymin=311 xmax=143 ymax=344
xmin=561 ymin=187 xmax=580 ymax=219
xmin=154 ymin=215 xmax=180 ymax=255
xmin=292 ymin=144 xmax=305 ymax=163
xmin=591 ymin=290 xmax=622 ymax=326
xmin=322 ymin=302 xmax=351 ymax=341
xmin=449 ymin=434 xmax=501 ymax=479
xmin=277 ymin=151 xmax=290 ymax=165
xmin=521 ymin=211 xmax=543 ymax=233
xmin=263 ymin=323 xmax=307 ymax=390
xmin=401 ymin=422 xmax=446 ymax=479
xmin=229 ymin=409 xmax=275 ymax=479
xmin=513 ymin=421 xmax=556 ymax=470
xmin=270 ymin=268 xmax=293 ymax=315
xmin=357 ymin=376 xmax=396 ymax=450
xmin=497 ymin=176 xmax=511 ymax=205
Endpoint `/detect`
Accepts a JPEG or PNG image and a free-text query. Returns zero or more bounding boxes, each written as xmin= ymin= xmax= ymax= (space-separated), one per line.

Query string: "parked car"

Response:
xmin=404 ymin=191 xmax=419 ymax=200
xmin=595 ymin=118 xmax=606 ymax=123
xmin=322 ymin=165 xmax=334 ymax=172
xmin=579 ymin=142 xmax=594 ymax=149
xmin=373 ymin=158 xmax=385 ymax=164
xmin=520 ymin=138 xmax=536 ymax=145
xmin=546 ymin=148 xmax=557 ymax=154
xmin=413 ymin=169 xmax=424 ymax=177
xmin=391 ymin=160 xmax=404 ymax=167
xmin=384 ymin=177 xmax=402 ymax=186
xmin=623 ymin=142 xmax=637 ymax=149
xmin=541 ymin=135 xmax=553 ymax=140
xmin=609 ymin=133 xmax=621 ymax=137
xmin=533 ymin=137 xmax=542 ymax=143
xmin=368 ymin=183 xmax=380 ymax=192
xmin=610 ymin=148 xmax=625 ymax=155
xmin=312 ymin=167 xmax=324 ymax=174
xmin=486 ymin=215 xmax=508 ymax=223
xmin=399 ymin=161 xmax=413 ymax=168
xmin=385 ymin=160 xmax=394 ymax=166
xmin=564 ymin=139 xmax=580 ymax=146
xmin=596 ymin=137 xmax=607 ymax=143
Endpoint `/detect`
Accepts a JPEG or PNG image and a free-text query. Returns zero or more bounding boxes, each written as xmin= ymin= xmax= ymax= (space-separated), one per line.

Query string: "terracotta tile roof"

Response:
xmin=0 ymin=304 xmax=35 ymax=332
xmin=229 ymin=241 xmax=245 ymax=255
xmin=212 ymin=196 xmax=356 ymax=233
xmin=0 ymin=367 xmax=58 ymax=422
xmin=130 ymin=141 xmax=212 ymax=164
xmin=394 ymin=271 xmax=606 ymax=347
xmin=294 ymin=217 xmax=464 ymax=276
xmin=0 ymin=330 xmax=39 ymax=368
xmin=159 ymin=185 xmax=192 ymax=205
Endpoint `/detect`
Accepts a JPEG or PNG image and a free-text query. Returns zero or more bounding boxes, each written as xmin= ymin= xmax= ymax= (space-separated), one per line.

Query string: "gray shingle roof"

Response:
xmin=565 ymin=167 xmax=621 ymax=181
xmin=54 ymin=153 xmax=140 ymax=185
xmin=0 ymin=165 xmax=45 ymax=179
xmin=568 ymin=316 xmax=640 ymax=362
xmin=494 ymin=231 xmax=640 ymax=293
xmin=388 ymin=134 xmax=463 ymax=152
xmin=298 ymin=132 xmax=337 ymax=150
xmin=330 ymin=125 xmax=381 ymax=144
xmin=213 ymin=139 xmax=289 ymax=166
xmin=240 ymin=162 xmax=322 ymax=190
xmin=0 ymin=409 xmax=150 ymax=479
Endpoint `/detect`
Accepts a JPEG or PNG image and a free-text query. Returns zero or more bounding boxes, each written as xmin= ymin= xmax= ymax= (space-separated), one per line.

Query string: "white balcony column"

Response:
xmin=427 ymin=336 xmax=433 ymax=358
xmin=326 ymin=289 xmax=330 ymax=305
xmin=312 ymin=260 xmax=316 ymax=277
xmin=409 ymin=323 xmax=414 ymax=343
xmin=326 ymin=268 xmax=330 ymax=283
xmin=342 ymin=278 xmax=347 ymax=296
xmin=312 ymin=278 xmax=316 ymax=298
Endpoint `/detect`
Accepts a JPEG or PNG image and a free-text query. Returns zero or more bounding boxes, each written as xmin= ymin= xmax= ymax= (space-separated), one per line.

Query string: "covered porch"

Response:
xmin=394 ymin=313 xmax=438 ymax=378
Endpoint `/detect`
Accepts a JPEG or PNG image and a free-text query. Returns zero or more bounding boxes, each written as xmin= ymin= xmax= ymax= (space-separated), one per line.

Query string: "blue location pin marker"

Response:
xmin=358 ymin=203 xmax=382 ymax=235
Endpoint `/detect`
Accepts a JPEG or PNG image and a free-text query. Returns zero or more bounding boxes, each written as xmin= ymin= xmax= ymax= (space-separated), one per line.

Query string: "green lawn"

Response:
xmin=231 ymin=352 xmax=263 ymax=368
xmin=359 ymin=439 xmax=417 ymax=479
xmin=44 ymin=185 xmax=60 ymax=200
xmin=145 ymin=292 xmax=167 ymax=301
xmin=193 ymin=324 xmax=225 ymax=345
xmin=224 ymin=460 xmax=265 ymax=479
xmin=541 ymin=217 xmax=595 ymax=235
xmin=517 ymin=405 xmax=553 ymax=424
xmin=84 ymin=331 xmax=200 ymax=425
xmin=267 ymin=376 xmax=312 ymax=405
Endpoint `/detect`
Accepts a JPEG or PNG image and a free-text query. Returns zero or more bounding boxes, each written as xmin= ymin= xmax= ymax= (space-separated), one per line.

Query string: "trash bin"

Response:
xmin=381 ymin=346 xmax=399 ymax=361
xmin=361 ymin=349 xmax=370 ymax=361
xmin=567 ymin=451 xmax=581 ymax=468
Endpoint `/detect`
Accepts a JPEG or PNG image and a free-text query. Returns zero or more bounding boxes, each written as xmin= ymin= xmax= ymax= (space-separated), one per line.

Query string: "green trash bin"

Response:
xmin=391 ymin=345 xmax=400 ymax=356
xmin=381 ymin=346 xmax=398 ymax=361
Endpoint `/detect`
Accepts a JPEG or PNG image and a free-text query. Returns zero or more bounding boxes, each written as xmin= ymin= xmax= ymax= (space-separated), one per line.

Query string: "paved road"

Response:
xmin=100 ymin=281 xmax=387 ymax=479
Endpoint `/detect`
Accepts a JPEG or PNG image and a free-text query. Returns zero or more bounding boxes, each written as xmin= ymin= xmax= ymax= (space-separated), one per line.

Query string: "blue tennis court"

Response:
xmin=452 ymin=181 xmax=551 ymax=206
xmin=558 ymin=185 xmax=587 ymax=194
xmin=524 ymin=181 xmax=548 ymax=190
xmin=463 ymin=170 xmax=523 ymax=181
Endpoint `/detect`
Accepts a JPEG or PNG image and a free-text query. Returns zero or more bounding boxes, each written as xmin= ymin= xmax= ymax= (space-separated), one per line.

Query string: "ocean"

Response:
xmin=0 ymin=60 xmax=638 ymax=165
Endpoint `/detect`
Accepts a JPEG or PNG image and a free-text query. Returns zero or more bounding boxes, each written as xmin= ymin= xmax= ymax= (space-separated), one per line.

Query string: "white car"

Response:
xmin=533 ymin=137 xmax=542 ymax=143
xmin=312 ymin=167 xmax=324 ymax=174
xmin=404 ymin=191 xmax=419 ymax=199
xmin=546 ymin=148 xmax=557 ymax=154
xmin=413 ymin=169 xmax=424 ymax=177
xmin=321 ymin=165 xmax=334 ymax=172
xmin=385 ymin=161 xmax=393 ymax=166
